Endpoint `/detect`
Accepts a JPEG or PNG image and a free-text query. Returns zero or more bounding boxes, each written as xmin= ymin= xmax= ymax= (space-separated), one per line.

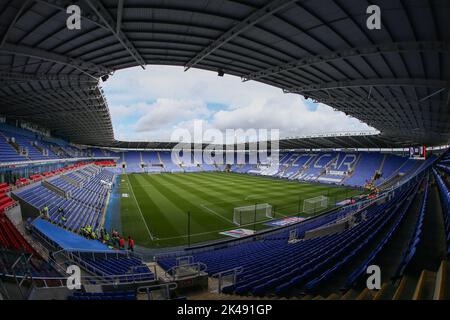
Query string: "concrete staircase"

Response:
xmin=276 ymin=259 xmax=450 ymax=301
xmin=157 ymin=261 xmax=450 ymax=301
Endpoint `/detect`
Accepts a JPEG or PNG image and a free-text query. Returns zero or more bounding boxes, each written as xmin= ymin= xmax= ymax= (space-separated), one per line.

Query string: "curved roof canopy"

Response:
xmin=0 ymin=0 xmax=449 ymax=147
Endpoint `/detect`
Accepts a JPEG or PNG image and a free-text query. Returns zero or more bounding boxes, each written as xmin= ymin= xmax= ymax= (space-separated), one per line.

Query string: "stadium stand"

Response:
xmin=0 ymin=0 xmax=448 ymax=301
xmin=142 ymin=151 xmax=160 ymax=165
xmin=0 ymin=191 xmax=15 ymax=215
xmin=434 ymin=166 xmax=450 ymax=254
xmin=69 ymin=291 xmax=136 ymax=300
xmin=0 ymin=249 xmax=58 ymax=278
xmin=14 ymin=165 xmax=114 ymax=234
xmin=344 ymin=153 xmax=384 ymax=187
xmin=159 ymin=151 xmax=183 ymax=173
xmin=0 ymin=133 xmax=26 ymax=163
xmin=156 ymin=157 xmax=440 ymax=298
xmin=375 ymin=154 xmax=409 ymax=186
xmin=76 ymin=253 xmax=155 ymax=282
xmin=0 ymin=215 xmax=33 ymax=254
xmin=124 ymin=152 xmax=143 ymax=173
xmin=394 ymin=176 xmax=429 ymax=278
xmin=31 ymin=218 xmax=112 ymax=252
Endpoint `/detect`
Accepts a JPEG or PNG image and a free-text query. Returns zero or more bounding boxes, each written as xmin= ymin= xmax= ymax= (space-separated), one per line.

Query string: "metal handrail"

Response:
xmin=154 ymin=163 xmax=435 ymax=262
xmin=211 ymin=266 xmax=244 ymax=293
xmin=164 ymin=262 xmax=207 ymax=280
xmin=211 ymin=266 xmax=244 ymax=279
xmin=137 ymin=282 xmax=178 ymax=300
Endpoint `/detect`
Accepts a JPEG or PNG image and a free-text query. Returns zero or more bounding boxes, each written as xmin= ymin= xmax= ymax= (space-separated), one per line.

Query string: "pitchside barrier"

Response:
xmin=154 ymin=160 xmax=437 ymax=261
xmin=154 ymin=194 xmax=384 ymax=261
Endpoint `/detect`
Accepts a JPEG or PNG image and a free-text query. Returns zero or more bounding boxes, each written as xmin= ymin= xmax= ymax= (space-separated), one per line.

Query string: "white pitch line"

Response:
xmin=156 ymin=216 xmax=276 ymax=241
xmin=200 ymin=204 xmax=234 ymax=224
xmin=126 ymin=175 xmax=154 ymax=241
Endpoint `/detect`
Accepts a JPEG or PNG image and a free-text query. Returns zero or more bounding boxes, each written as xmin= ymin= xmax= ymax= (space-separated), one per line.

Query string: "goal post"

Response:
xmin=303 ymin=195 xmax=329 ymax=214
xmin=233 ymin=203 xmax=273 ymax=226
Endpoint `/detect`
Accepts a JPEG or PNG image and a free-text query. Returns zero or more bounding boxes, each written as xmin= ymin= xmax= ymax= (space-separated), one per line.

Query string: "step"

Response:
xmin=340 ymin=289 xmax=358 ymax=300
xmin=356 ymin=287 xmax=376 ymax=300
xmin=433 ymin=260 xmax=449 ymax=300
xmin=373 ymin=282 xmax=395 ymax=300
xmin=412 ymin=270 xmax=436 ymax=300
xmin=326 ymin=293 xmax=341 ymax=300
xmin=188 ymin=292 xmax=272 ymax=300
xmin=393 ymin=275 xmax=417 ymax=300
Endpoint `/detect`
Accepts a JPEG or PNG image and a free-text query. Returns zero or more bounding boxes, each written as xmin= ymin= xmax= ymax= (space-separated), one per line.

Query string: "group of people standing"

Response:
xmin=39 ymin=205 xmax=67 ymax=224
xmin=81 ymin=227 xmax=135 ymax=251
xmin=105 ymin=229 xmax=135 ymax=251
xmin=39 ymin=205 xmax=135 ymax=252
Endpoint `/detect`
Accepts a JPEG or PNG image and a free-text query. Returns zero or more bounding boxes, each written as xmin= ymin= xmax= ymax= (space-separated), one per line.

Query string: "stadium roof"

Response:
xmin=0 ymin=0 xmax=449 ymax=147
xmin=107 ymin=131 xmax=412 ymax=150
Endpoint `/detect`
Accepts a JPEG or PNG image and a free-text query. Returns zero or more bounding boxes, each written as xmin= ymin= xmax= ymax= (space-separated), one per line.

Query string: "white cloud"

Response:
xmin=134 ymin=99 xmax=209 ymax=132
xmin=212 ymin=95 xmax=372 ymax=137
xmin=102 ymin=66 xmax=375 ymax=141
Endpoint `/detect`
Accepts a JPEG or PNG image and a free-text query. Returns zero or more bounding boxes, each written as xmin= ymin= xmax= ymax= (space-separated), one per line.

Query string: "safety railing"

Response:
xmin=137 ymin=282 xmax=178 ymax=300
xmin=211 ymin=267 xmax=244 ymax=293
xmin=164 ymin=262 xmax=207 ymax=281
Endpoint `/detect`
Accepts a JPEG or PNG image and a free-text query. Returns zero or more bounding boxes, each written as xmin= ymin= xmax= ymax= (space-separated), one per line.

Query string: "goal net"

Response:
xmin=233 ymin=203 xmax=273 ymax=226
xmin=303 ymin=196 xmax=329 ymax=214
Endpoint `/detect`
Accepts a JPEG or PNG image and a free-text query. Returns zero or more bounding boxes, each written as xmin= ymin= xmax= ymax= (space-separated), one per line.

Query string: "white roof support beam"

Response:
xmin=0 ymin=86 xmax=100 ymax=101
xmin=116 ymin=0 xmax=124 ymax=34
xmin=419 ymin=88 xmax=446 ymax=102
xmin=0 ymin=70 xmax=99 ymax=83
xmin=184 ymin=0 xmax=298 ymax=71
xmin=0 ymin=0 xmax=31 ymax=47
xmin=283 ymin=79 xmax=450 ymax=94
xmin=242 ymin=42 xmax=449 ymax=82
xmin=0 ymin=43 xmax=112 ymax=78
xmin=310 ymin=96 xmax=445 ymax=106
xmin=36 ymin=0 xmax=145 ymax=69
xmin=84 ymin=0 xmax=146 ymax=69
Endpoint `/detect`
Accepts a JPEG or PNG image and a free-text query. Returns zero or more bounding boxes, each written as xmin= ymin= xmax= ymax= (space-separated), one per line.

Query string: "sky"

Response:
xmin=101 ymin=66 xmax=376 ymax=143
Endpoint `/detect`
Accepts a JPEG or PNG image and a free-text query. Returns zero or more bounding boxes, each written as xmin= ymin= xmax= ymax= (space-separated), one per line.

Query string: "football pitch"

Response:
xmin=118 ymin=172 xmax=362 ymax=248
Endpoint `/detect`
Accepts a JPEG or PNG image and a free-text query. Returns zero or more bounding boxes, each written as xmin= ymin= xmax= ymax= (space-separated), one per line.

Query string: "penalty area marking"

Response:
xmin=156 ymin=216 xmax=277 ymax=241
xmin=200 ymin=204 xmax=234 ymax=224
xmin=125 ymin=175 xmax=154 ymax=241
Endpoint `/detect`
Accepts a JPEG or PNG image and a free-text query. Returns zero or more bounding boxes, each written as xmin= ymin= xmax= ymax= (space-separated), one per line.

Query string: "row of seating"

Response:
xmin=14 ymin=166 xmax=114 ymax=233
xmin=0 ymin=127 xmax=61 ymax=161
xmin=0 ymin=249 xmax=58 ymax=277
xmin=0 ymin=124 xmax=119 ymax=163
xmin=0 ymin=132 xmax=27 ymax=163
xmin=0 ymin=215 xmax=34 ymax=254
xmin=433 ymin=166 xmax=450 ymax=254
xmin=246 ymin=151 xmax=420 ymax=188
xmin=17 ymin=185 xmax=102 ymax=233
xmin=0 ymin=192 xmax=16 ymax=214
xmin=69 ymin=291 xmax=136 ymax=300
xmin=343 ymin=177 xmax=423 ymax=289
xmin=75 ymin=254 xmax=155 ymax=282
xmin=394 ymin=175 xmax=429 ymax=278
xmin=50 ymin=177 xmax=105 ymax=210
xmin=158 ymin=176 xmax=420 ymax=296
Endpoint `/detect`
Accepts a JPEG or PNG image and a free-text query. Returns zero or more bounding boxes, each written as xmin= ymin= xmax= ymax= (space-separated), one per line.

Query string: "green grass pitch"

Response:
xmin=118 ymin=172 xmax=362 ymax=248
